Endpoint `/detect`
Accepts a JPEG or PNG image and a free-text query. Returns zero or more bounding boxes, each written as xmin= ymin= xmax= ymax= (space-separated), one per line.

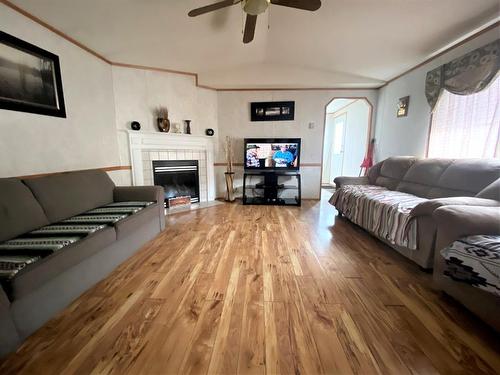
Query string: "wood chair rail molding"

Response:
xmin=213 ymin=163 xmax=322 ymax=167
xmin=13 ymin=165 xmax=131 ymax=180
xmin=2 ymin=0 xmax=497 ymax=92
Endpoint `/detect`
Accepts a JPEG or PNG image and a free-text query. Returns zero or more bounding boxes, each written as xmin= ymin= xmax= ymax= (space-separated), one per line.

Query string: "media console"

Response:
xmin=242 ymin=171 xmax=301 ymax=206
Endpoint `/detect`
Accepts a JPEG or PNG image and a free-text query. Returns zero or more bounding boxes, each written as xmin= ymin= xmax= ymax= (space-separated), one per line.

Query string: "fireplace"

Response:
xmin=153 ymin=160 xmax=200 ymax=204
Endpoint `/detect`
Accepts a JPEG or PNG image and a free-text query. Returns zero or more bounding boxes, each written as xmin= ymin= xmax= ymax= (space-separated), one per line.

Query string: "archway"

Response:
xmin=320 ymin=97 xmax=373 ymax=196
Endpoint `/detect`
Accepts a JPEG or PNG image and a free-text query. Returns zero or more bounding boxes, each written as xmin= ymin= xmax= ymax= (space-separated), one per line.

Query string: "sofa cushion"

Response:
xmin=375 ymin=156 xmax=416 ymax=190
xmin=429 ymin=159 xmax=500 ymax=198
xmin=6 ymin=226 xmax=116 ymax=300
xmin=0 ymin=178 xmax=49 ymax=243
xmin=23 ymin=170 xmax=115 ymax=223
xmin=113 ymin=203 xmax=160 ymax=240
xmin=476 ymin=178 xmax=500 ymax=201
xmin=397 ymin=159 xmax=453 ymax=198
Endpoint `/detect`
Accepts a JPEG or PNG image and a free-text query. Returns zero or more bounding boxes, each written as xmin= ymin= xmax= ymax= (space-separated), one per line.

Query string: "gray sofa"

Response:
xmin=331 ymin=157 xmax=500 ymax=268
xmin=433 ymin=205 xmax=500 ymax=332
xmin=0 ymin=170 xmax=165 ymax=357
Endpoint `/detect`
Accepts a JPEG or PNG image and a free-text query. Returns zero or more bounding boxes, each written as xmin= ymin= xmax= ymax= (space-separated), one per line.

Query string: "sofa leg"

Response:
xmin=418 ymin=266 xmax=432 ymax=273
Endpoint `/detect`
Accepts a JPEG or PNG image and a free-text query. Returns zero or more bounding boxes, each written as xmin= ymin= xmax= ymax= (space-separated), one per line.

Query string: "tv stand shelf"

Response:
xmin=243 ymin=171 xmax=301 ymax=206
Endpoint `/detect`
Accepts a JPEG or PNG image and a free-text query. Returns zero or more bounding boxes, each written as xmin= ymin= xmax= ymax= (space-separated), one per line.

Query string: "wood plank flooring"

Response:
xmin=1 ymin=196 xmax=499 ymax=374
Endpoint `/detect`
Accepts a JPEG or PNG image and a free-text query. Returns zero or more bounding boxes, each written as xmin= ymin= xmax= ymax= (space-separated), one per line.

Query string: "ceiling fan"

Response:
xmin=188 ymin=0 xmax=321 ymax=44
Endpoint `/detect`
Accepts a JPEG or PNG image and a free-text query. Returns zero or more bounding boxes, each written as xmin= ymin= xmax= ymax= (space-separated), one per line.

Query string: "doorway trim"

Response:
xmin=319 ymin=97 xmax=374 ymax=198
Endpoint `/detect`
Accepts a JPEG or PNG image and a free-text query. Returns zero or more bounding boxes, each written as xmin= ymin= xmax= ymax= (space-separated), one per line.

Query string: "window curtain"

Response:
xmin=425 ymin=39 xmax=499 ymax=111
xmin=427 ymin=74 xmax=499 ymax=158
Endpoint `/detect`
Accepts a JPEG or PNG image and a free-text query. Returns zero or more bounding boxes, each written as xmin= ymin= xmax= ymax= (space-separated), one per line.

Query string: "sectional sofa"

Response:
xmin=0 ymin=169 xmax=165 ymax=357
xmin=330 ymin=157 xmax=500 ymax=269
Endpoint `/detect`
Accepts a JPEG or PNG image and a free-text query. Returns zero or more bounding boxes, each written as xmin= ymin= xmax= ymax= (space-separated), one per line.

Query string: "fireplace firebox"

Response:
xmin=153 ymin=160 xmax=200 ymax=204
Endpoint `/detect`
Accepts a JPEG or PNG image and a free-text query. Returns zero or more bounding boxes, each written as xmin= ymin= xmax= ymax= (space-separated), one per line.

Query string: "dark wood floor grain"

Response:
xmin=1 ymin=195 xmax=499 ymax=374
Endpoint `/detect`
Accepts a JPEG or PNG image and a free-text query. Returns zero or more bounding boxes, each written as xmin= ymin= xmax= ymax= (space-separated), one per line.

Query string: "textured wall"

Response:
xmin=0 ymin=4 xmax=121 ymax=180
xmin=111 ymin=67 xmax=218 ymax=184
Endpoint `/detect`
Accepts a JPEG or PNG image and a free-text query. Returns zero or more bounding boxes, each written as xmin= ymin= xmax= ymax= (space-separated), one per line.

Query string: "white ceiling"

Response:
xmin=8 ymin=0 xmax=500 ymax=88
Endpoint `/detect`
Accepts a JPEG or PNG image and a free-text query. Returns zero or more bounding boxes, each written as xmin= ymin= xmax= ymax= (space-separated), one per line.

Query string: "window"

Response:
xmin=427 ymin=74 xmax=499 ymax=158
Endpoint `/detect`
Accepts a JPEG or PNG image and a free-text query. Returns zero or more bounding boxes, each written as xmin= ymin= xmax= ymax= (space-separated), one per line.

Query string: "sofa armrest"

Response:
xmin=114 ymin=186 xmax=164 ymax=204
xmin=410 ymin=197 xmax=499 ymax=218
xmin=433 ymin=205 xmax=500 ymax=250
xmin=114 ymin=186 xmax=165 ymax=230
xmin=333 ymin=176 xmax=369 ymax=188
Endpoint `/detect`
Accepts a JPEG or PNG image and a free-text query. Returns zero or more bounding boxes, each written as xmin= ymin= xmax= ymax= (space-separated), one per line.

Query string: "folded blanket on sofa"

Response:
xmin=441 ymin=235 xmax=500 ymax=296
xmin=329 ymin=185 xmax=427 ymax=249
xmin=0 ymin=201 xmax=154 ymax=294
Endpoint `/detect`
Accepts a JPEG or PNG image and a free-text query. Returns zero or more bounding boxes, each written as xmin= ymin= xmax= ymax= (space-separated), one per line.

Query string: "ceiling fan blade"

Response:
xmin=243 ymin=14 xmax=257 ymax=44
xmin=270 ymin=0 xmax=321 ymax=11
xmin=188 ymin=0 xmax=239 ymax=17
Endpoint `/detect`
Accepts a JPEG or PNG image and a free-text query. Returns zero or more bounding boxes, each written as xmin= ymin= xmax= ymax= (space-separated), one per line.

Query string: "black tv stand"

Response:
xmin=243 ymin=171 xmax=301 ymax=206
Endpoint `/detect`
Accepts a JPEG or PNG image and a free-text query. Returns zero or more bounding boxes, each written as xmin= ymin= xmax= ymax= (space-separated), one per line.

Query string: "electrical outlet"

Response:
xmin=308 ymin=122 xmax=315 ymax=129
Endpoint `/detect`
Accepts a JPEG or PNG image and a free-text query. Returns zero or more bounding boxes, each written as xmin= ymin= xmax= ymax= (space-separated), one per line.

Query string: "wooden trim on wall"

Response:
xmin=214 ymin=163 xmax=322 ymax=167
xmin=215 ymin=87 xmax=380 ymax=91
xmin=110 ymin=62 xmax=197 ymax=78
xmin=16 ymin=165 xmax=131 ymax=180
xmin=0 ymin=0 xmax=112 ymax=64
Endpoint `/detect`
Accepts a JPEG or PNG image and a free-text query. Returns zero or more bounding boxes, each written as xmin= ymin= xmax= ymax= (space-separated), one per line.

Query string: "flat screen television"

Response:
xmin=244 ymin=138 xmax=301 ymax=171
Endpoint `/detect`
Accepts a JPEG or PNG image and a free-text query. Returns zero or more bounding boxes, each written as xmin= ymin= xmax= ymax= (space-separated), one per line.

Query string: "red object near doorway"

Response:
xmin=360 ymin=138 xmax=375 ymax=175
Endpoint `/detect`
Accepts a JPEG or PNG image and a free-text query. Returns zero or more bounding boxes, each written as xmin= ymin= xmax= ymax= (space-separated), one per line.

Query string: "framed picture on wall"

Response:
xmin=397 ymin=96 xmax=409 ymax=117
xmin=251 ymin=101 xmax=295 ymax=121
xmin=0 ymin=30 xmax=66 ymax=118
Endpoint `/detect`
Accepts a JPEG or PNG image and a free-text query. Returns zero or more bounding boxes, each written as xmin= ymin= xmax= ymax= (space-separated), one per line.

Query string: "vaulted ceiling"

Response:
xmin=7 ymin=0 xmax=500 ymax=88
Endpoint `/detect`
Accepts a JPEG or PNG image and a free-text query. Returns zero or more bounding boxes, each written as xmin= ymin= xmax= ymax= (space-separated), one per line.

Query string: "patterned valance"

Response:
xmin=425 ymin=39 xmax=500 ymax=111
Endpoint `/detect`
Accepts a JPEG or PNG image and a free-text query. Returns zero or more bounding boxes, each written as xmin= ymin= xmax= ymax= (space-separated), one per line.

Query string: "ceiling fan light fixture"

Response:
xmin=243 ymin=0 xmax=270 ymax=16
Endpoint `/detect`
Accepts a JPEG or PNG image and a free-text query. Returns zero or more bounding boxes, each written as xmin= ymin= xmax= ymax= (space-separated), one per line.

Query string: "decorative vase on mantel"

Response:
xmin=155 ymin=106 xmax=170 ymax=132
xmin=157 ymin=117 xmax=170 ymax=132
xmin=184 ymin=120 xmax=192 ymax=135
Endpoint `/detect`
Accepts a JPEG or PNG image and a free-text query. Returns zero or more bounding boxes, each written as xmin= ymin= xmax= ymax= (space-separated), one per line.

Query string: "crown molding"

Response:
xmin=2 ymin=0 xmax=498 ymax=92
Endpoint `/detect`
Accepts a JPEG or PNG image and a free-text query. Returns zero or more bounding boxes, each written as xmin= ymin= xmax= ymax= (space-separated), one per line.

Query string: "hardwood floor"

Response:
xmin=1 ymin=196 xmax=499 ymax=374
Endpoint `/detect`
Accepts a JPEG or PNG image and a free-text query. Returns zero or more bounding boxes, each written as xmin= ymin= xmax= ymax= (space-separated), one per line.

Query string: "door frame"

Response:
xmin=319 ymin=97 xmax=374 ymax=197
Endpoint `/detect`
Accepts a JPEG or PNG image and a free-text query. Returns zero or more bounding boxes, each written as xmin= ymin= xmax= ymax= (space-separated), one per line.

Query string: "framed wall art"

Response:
xmin=397 ymin=96 xmax=409 ymax=117
xmin=0 ymin=30 xmax=66 ymax=118
xmin=251 ymin=101 xmax=295 ymax=122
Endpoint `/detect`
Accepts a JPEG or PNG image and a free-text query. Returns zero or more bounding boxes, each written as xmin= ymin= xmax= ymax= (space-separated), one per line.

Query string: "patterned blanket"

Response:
xmin=0 ymin=201 xmax=154 ymax=299
xmin=441 ymin=235 xmax=500 ymax=296
xmin=329 ymin=185 xmax=427 ymax=249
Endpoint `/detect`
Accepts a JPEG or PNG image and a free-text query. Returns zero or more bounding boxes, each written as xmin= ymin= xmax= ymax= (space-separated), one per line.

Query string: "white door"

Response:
xmin=329 ymin=113 xmax=346 ymax=182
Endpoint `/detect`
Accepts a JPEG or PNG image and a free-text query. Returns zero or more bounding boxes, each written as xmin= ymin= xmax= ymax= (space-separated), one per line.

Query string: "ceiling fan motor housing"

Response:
xmin=243 ymin=0 xmax=270 ymax=15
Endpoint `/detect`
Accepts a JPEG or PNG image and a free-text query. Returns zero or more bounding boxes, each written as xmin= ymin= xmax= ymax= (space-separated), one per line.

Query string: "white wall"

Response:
xmin=216 ymin=90 xmax=378 ymax=199
xmin=374 ymin=26 xmax=500 ymax=161
xmin=111 ymin=67 xmax=218 ymax=184
xmin=0 ymin=4 xmax=122 ymax=181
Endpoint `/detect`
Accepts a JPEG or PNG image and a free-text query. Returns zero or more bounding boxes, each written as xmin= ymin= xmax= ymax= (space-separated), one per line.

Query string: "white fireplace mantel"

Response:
xmin=127 ymin=131 xmax=216 ymax=201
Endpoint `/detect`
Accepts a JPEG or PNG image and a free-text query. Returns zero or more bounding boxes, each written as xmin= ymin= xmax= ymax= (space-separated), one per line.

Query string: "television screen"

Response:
xmin=244 ymin=138 xmax=301 ymax=170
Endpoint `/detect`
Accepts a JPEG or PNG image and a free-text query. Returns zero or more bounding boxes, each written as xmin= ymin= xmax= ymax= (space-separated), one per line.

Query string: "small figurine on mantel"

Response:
xmin=184 ymin=120 xmax=192 ymax=134
xmin=155 ymin=106 xmax=170 ymax=132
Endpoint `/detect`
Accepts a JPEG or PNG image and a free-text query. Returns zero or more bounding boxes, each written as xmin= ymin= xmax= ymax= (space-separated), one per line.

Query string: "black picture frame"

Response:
xmin=397 ymin=96 xmax=409 ymax=117
xmin=251 ymin=101 xmax=295 ymax=121
xmin=0 ymin=30 xmax=66 ymax=118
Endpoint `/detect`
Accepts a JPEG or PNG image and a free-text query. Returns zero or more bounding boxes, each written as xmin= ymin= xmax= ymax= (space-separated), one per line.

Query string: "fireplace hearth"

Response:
xmin=153 ymin=160 xmax=200 ymax=204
